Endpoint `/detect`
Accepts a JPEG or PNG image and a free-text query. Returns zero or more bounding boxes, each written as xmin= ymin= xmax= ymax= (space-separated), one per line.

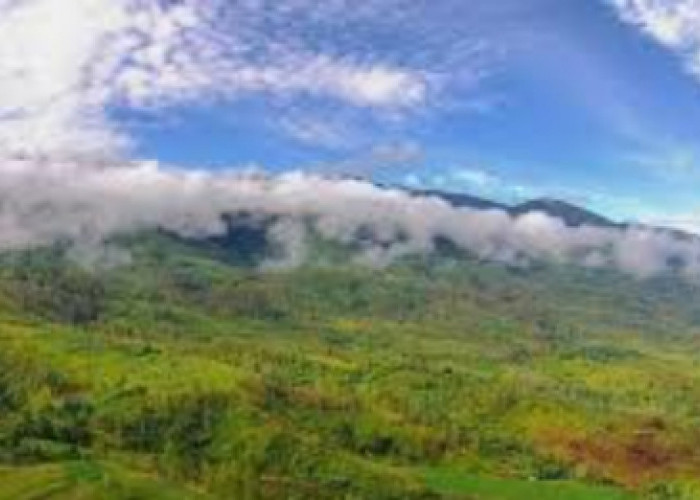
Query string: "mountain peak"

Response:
xmin=409 ymin=188 xmax=620 ymax=229
xmin=511 ymin=198 xmax=620 ymax=228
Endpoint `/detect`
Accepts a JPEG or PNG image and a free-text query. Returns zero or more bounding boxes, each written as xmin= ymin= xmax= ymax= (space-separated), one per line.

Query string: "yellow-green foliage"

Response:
xmin=1 ymin=236 xmax=700 ymax=497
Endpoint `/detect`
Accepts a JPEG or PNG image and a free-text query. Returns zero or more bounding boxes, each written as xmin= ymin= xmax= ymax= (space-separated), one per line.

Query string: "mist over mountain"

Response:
xmin=416 ymin=190 xmax=618 ymax=227
xmin=0 ymin=158 xmax=698 ymax=281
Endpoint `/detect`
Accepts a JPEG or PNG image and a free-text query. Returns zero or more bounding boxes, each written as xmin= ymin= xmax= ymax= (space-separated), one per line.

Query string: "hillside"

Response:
xmin=0 ymin=210 xmax=699 ymax=498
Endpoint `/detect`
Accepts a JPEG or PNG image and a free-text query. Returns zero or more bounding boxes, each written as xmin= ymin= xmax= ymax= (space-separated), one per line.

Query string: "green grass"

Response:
xmin=0 ymin=461 xmax=206 ymax=500
xmin=1 ymin=234 xmax=700 ymax=497
xmin=424 ymin=469 xmax=635 ymax=499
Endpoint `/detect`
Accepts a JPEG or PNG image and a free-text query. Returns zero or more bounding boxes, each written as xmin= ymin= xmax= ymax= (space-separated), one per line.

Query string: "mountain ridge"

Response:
xmin=412 ymin=189 xmax=620 ymax=228
xmin=411 ymin=188 xmax=699 ymax=241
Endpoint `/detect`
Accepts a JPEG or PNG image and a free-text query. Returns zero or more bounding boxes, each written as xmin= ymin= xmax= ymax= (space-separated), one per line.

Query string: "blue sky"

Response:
xmin=4 ymin=0 xmax=700 ymax=226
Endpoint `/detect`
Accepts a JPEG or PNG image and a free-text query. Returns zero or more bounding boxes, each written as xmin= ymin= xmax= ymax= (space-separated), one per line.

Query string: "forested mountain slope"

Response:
xmin=0 ymin=223 xmax=700 ymax=498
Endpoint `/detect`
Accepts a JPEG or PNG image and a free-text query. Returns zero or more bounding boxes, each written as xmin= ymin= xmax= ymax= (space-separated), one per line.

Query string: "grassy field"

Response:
xmin=1 ymin=232 xmax=700 ymax=497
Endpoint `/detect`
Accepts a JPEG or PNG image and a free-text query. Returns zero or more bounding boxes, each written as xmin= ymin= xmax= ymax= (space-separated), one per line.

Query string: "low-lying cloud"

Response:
xmin=1 ymin=158 xmax=700 ymax=280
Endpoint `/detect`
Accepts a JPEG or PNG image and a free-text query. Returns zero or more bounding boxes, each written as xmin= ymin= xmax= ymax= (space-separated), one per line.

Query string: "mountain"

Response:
xmin=415 ymin=189 xmax=700 ymax=241
xmin=0 ymin=228 xmax=699 ymax=497
xmin=411 ymin=189 xmax=510 ymax=212
xmin=2 ymin=187 xmax=700 ymax=498
xmin=510 ymin=198 xmax=622 ymax=228
xmin=411 ymin=189 xmax=620 ymax=228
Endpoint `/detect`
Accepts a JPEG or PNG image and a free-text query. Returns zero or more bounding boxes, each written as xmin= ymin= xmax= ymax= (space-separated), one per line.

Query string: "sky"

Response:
xmin=3 ymin=0 xmax=700 ymax=229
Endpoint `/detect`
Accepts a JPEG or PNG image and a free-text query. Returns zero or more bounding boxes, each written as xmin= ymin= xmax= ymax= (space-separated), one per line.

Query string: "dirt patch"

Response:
xmin=534 ymin=422 xmax=697 ymax=487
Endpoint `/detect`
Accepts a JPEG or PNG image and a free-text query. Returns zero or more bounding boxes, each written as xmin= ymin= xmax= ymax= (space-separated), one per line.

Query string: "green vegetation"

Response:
xmin=1 ymin=231 xmax=700 ymax=498
xmin=423 ymin=468 xmax=635 ymax=499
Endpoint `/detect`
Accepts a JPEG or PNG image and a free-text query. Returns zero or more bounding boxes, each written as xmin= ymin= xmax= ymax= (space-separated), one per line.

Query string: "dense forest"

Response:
xmin=1 ymin=229 xmax=700 ymax=498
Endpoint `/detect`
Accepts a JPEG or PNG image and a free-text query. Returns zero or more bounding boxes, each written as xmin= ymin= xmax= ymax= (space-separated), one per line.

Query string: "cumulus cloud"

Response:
xmin=0 ymin=0 xmax=429 ymax=157
xmin=0 ymin=157 xmax=699 ymax=279
xmin=0 ymin=0 xmax=131 ymax=156
xmin=610 ymin=0 xmax=700 ymax=78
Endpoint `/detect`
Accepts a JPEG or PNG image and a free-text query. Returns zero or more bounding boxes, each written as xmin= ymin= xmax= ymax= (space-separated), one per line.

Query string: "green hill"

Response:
xmin=0 ymin=230 xmax=700 ymax=498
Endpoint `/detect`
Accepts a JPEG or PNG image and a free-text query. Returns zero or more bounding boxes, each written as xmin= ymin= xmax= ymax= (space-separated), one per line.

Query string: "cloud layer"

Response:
xmin=1 ymin=158 xmax=699 ymax=279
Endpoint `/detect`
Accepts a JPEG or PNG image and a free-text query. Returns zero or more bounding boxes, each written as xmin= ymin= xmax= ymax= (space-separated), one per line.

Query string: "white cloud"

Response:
xmin=0 ymin=0 xmax=132 ymax=156
xmin=0 ymin=157 xmax=698 ymax=279
xmin=279 ymin=115 xmax=352 ymax=150
xmin=317 ymin=62 xmax=426 ymax=107
xmin=643 ymin=209 xmax=700 ymax=233
xmin=451 ymin=168 xmax=500 ymax=189
xmin=0 ymin=0 xmax=429 ymax=157
xmin=306 ymin=141 xmax=424 ymax=177
xmin=624 ymin=143 xmax=700 ymax=181
xmin=610 ymin=0 xmax=700 ymax=77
